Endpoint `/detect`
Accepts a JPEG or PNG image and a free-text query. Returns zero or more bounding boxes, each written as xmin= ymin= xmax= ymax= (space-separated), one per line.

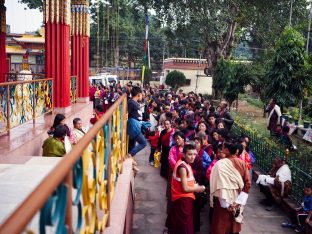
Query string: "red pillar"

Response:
xmin=45 ymin=0 xmax=71 ymax=108
xmin=0 ymin=0 xmax=7 ymax=83
xmin=71 ymin=2 xmax=89 ymax=100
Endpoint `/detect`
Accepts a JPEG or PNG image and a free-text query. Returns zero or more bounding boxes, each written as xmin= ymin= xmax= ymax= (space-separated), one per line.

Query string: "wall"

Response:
xmin=164 ymin=68 xmax=213 ymax=94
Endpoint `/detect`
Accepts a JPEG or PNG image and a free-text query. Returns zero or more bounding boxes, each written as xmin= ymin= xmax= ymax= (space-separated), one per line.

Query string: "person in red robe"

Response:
xmin=210 ymin=142 xmax=251 ymax=234
xmin=168 ymin=144 xmax=206 ymax=234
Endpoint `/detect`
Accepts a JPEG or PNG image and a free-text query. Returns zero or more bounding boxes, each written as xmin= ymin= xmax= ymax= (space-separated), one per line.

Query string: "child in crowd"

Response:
xmin=279 ymin=125 xmax=296 ymax=151
xmin=282 ymin=183 xmax=312 ymax=233
xmin=167 ymin=144 xmax=206 ymax=234
xmin=206 ymin=144 xmax=225 ymax=181
xmin=237 ymin=138 xmax=252 ymax=171
xmin=148 ymin=130 xmax=160 ymax=166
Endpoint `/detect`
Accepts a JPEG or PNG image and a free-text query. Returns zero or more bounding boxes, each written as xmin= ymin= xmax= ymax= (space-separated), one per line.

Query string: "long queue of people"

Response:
xmin=126 ymin=85 xmax=254 ymax=234
xmin=41 ymin=82 xmax=311 ymax=234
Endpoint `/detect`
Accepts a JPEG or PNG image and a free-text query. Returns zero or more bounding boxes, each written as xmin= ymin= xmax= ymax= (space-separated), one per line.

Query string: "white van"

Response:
xmin=89 ymin=73 xmax=118 ymax=86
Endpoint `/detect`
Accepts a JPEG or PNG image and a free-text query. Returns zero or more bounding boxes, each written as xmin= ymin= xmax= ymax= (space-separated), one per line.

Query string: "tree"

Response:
xmin=143 ymin=67 xmax=152 ymax=84
xmin=165 ymin=70 xmax=186 ymax=90
xmin=265 ymin=27 xmax=306 ymax=108
xmin=134 ymin=0 xmax=309 ymax=72
xmin=18 ymin=0 xmax=42 ymax=10
xmin=224 ymin=63 xmax=251 ymax=109
xmin=212 ymin=58 xmax=232 ymax=99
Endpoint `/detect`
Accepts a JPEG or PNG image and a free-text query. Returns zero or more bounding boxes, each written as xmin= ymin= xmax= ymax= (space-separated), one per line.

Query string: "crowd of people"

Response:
xmin=41 ymin=81 xmax=311 ymax=234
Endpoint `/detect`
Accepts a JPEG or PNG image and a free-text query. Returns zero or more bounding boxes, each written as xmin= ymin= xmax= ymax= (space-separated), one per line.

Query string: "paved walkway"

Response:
xmin=132 ymin=146 xmax=295 ymax=234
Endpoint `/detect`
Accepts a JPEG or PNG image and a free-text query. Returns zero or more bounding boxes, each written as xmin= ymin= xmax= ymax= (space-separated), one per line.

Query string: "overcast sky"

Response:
xmin=5 ymin=0 xmax=43 ymax=33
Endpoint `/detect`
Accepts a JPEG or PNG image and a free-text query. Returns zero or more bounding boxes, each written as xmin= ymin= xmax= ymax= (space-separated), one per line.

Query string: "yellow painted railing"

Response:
xmin=70 ymin=76 xmax=77 ymax=103
xmin=0 ymin=78 xmax=53 ymax=135
xmin=0 ymin=94 xmax=128 ymax=233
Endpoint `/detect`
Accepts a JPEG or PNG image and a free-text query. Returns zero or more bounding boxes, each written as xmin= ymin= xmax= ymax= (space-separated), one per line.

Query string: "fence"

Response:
xmin=0 ymin=78 xmax=53 ymax=134
xmin=231 ymin=122 xmax=312 ymax=203
xmin=70 ymin=76 xmax=77 ymax=103
xmin=0 ymin=94 xmax=128 ymax=233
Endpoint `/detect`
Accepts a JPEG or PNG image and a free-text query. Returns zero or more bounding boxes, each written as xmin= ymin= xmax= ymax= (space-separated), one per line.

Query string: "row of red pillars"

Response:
xmin=0 ymin=0 xmax=89 ymax=109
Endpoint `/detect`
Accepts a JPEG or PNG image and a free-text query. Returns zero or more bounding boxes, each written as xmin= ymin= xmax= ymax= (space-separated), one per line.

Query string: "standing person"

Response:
xmin=266 ymin=98 xmax=282 ymax=136
xmin=168 ymin=131 xmax=186 ymax=170
xmin=158 ymin=119 xmax=175 ymax=179
xmin=218 ymin=101 xmax=234 ymax=131
xmin=127 ymin=86 xmax=148 ymax=172
xmin=210 ymin=142 xmax=251 ymax=234
xmin=206 ymin=113 xmax=216 ymax=135
xmin=89 ymin=83 xmax=96 ymax=103
xmin=148 ymin=130 xmax=160 ymax=166
xmin=90 ymin=104 xmax=104 ymax=125
xmin=73 ymin=118 xmax=87 ymax=143
xmin=168 ymin=144 xmax=206 ymax=234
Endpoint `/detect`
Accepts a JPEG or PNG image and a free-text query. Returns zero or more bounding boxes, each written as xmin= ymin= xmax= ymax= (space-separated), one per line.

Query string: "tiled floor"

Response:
xmin=132 ymin=146 xmax=295 ymax=234
xmin=0 ymin=101 xmax=93 ymax=159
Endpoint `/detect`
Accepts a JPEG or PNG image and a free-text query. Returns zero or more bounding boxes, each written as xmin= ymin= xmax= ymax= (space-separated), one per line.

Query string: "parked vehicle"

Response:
xmin=89 ymin=73 xmax=118 ymax=86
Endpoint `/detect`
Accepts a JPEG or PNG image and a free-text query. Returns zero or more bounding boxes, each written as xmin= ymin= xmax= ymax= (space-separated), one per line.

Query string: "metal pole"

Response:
xmin=148 ymin=41 xmax=151 ymax=68
xmin=289 ymin=0 xmax=294 ymax=26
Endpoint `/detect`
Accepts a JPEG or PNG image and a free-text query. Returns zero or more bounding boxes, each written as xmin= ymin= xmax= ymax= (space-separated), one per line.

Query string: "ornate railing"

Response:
xmin=4 ymin=72 xmax=46 ymax=82
xmin=231 ymin=122 xmax=312 ymax=203
xmin=0 ymin=79 xmax=53 ymax=134
xmin=70 ymin=76 xmax=77 ymax=103
xmin=0 ymin=94 xmax=128 ymax=233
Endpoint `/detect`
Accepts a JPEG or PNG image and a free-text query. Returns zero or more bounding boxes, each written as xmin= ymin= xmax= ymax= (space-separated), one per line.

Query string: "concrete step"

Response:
xmin=0 ymin=157 xmax=62 ymax=229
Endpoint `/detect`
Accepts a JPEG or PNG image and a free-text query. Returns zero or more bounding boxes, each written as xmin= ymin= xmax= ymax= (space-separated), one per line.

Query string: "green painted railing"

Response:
xmin=231 ymin=123 xmax=312 ymax=203
xmin=0 ymin=94 xmax=128 ymax=233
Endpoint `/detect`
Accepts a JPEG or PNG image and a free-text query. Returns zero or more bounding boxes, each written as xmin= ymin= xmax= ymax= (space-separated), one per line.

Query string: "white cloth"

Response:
xmin=73 ymin=127 xmax=87 ymax=142
xmin=210 ymin=158 xmax=244 ymax=207
xmin=256 ymin=164 xmax=291 ymax=196
xmin=64 ymin=136 xmax=72 ymax=153
xmin=276 ymin=164 xmax=291 ymax=183
xmin=267 ymin=104 xmax=282 ymax=127
xmin=149 ymin=113 xmax=158 ymax=131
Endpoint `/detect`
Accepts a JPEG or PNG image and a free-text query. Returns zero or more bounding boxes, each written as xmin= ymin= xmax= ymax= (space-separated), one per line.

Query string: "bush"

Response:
xmin=165 ymin=70 xmax=186 ymax=90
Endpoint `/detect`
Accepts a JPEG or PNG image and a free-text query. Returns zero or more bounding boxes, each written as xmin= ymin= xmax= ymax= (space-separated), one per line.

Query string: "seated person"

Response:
xmin=279 ymin=125 xmax=297 ymax=151
xmin=73 ymin=118 xmax=87 ymax=143
xmin=42 ymin=125 xmax=67 ymax=157
xmin=256 ymin=157 xmax=292 ymax=209
xmin=282 ymin=183 xmax=312 ymax=233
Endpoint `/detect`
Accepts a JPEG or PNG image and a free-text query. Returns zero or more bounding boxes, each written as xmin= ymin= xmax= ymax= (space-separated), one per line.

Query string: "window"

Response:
xmin=185 ymin=79 xmax=191 ymax=86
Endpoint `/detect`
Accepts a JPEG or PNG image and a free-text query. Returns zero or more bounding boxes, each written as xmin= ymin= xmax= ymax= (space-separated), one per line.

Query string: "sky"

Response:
xmin=5 ymin=0 xmax=43 ymax=33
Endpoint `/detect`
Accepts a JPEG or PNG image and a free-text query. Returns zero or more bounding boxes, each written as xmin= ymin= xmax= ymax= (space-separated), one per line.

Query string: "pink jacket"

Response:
xmin=206 ymin=159 xmax=218 ymax=181
xmin=168 ymin=146 xmax=184 ymax=170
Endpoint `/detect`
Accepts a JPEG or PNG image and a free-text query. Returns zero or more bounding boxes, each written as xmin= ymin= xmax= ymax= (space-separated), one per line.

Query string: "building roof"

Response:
xmin=164 ymin=57 xmax=208 ymax=64
xmin=6 ymin=45 xmax=43 ymax=55
xmin=13 ymin=36 xmax=44 ymax=44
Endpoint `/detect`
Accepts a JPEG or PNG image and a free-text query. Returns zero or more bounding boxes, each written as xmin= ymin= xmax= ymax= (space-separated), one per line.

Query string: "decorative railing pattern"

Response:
xmin=0 ymin=79 xmax=53 ymax=134
xmin=0 ymin=94 xmax=128 ymax=233
xmin=70 ymin=76 xmax=77 ymax=103
xmin=231 ymin=122 xmax=312 ymax=203
xmin=4 ymin=73 xmax=45 ymax=82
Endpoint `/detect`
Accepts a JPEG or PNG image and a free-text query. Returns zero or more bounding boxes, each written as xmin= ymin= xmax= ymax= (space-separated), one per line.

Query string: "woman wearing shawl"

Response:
xmin=158 ymin=119 xmax=175 ymax=179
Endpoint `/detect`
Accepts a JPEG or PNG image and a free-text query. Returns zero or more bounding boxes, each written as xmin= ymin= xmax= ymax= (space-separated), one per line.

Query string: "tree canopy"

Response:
xmin=266 ymin=27 xmax=306 ymax=108
xmin=165 ymin=70 xmax=186 ymax=90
